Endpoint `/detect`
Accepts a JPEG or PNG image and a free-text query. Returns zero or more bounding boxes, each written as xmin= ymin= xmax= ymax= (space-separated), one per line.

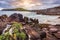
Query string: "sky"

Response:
xmin=0 ymin=0 xmax=60 ymax=10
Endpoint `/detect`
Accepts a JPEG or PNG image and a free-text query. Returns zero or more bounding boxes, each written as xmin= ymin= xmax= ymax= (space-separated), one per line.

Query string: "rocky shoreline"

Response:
xmin=29 ymin=6 xmax=60 ymax=15
xmin=0 ymin=13 xmax=60 ymax=40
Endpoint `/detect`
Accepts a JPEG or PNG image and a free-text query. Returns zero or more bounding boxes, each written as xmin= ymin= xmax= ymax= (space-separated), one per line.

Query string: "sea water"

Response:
xmin=0 ymin=11 xmax=60 ymax=25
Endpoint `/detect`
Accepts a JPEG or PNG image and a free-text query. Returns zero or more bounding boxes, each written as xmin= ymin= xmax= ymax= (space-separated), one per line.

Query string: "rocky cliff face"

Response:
xmin=31 ymin=6 xmax=60 ymax=15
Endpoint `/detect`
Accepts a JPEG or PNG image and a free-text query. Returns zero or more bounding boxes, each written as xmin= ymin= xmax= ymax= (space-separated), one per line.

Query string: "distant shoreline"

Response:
xmin=1 ymin=6 xmax=60 ymax=15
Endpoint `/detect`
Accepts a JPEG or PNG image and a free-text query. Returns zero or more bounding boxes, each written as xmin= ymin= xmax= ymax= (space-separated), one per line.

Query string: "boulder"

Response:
xmin=18 ymin=13 xmax=23 ymax=22
xmin=9 ymin=13 xmax=23 ymax=22
xmin=24 ymin=17 xmax=29 ymax=24
xmin=40 ymin=31 xmax=46 ymax=40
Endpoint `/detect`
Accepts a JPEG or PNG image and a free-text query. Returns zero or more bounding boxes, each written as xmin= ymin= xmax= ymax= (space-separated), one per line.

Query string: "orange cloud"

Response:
xmin=11 ymin=0 xmax=42 ymax=9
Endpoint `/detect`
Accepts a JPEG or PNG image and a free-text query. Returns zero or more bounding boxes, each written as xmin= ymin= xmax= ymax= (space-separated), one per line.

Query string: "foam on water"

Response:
xmin=0 ymin=11 xmax=60 ymax=25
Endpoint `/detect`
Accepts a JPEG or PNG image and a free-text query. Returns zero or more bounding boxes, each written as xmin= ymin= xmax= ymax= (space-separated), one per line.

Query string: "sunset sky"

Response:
xmin=0 ymin=0 xmax=60 ymax=10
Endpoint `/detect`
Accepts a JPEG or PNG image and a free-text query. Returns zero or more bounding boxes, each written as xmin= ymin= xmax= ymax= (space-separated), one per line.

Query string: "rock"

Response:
xmin=49 ymin=27 xmax=58 ymax=33
xmin=24 ymin=17 xmax=29 ymax=24
xmin=18 ymin=13 xmax=23 ymax=22
xmin=34 ymin=19 xmax=39 ymax=24
xmin=0 ymin=15 xmax=8 ymax=35
xmin=0 ymin=22 xmax=7 ymax=35
xmin=1 ymin=15 xmax=8 ymax=18
xmin=40 ymin=31 xmax=46 ymax=40
xmin=35 ymin=6 xmax=60 ymax=15
xmin=53 ymin=31 xmax=60 ymax=39
xmin=30 ymin=18 xmax=39 ymax=23
xmin=49 ymin=25 xmax=59 ymax=33
xmin=9 ymin=13 xmax=23 ymax=22
xmin=32 ymin=23 xmax=41 ymax=33
xmin=30 ymin=18 xmax=34 ymax=22
xmin=58 ymin=17 xmax=60 ymax=19
xmin=42 ymin=28 xmax=49 ymax=33
xmin=39 ymin=24 xmax=50 ymax=29
xmin=23 ymin=26 xmax=40 ymax=40
xmin=0 ymin=14 xmax=8 ymax=22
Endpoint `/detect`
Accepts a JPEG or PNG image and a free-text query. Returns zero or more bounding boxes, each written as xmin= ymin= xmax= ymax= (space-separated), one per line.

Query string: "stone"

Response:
xmin=9 ymin=13 xmax=23 ymax=22
xmin=40 ymin=31 xmax=46 ymax=40
xmin=54 ymin=31 xmax=60 ymax=38
xmin=18 ymin=13 xmax=23 ymax=22
xmin=24 ymin=17 xmax=29 ymax=24
xmin=49 ymin=27 xmax=58 ymax=33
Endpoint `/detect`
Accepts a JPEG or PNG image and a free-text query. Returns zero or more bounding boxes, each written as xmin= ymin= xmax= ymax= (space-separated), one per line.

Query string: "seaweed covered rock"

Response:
xmin=0 ymin=22 xmax=28 ymax=40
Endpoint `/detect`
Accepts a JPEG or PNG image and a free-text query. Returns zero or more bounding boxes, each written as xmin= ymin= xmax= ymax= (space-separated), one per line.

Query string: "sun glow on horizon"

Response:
xmin=11 ymin=0 xmax=42 ymax=9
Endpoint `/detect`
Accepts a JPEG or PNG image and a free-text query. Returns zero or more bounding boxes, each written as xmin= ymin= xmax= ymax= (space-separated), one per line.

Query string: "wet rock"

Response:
xmin=30 ymin=18 xmax=39 ymax=24
xmin=9 ymin=13 xmax=18 ymax=22
xmin=18 ymin=13 xmax=23 ymax=22
xmin=23 ymin=26 xmax=40 ymax=40
xmin=9 ymin=13 xmax=23 ymax=22
xmin=24 ymin=17 xmax=29 ymax=24
xmin=34 ymin=19 xmax=39 ymax=24
xmin=39 ymin=24 xmax=50 ymax=29
xmin=0 ymin=14 xmax=8 ymax=22
xmin=30 ymin=18 xmax=34 ymax=22
xmin=58 ymin=17 xmax=60 ymax=19
xmin=1 ymin=15 xmax=8 ymax=18
xmin=42 ymin=28 xmax=49 ymax=33
xmin=54 ymin=25 xmax=60 ymax=31
xmin=40 ymin=31 xmax=46 ymax=40
xmin=53 ymin=31 xmax=60 ymax=39
xmin=49 ymin=27 xmax=58 ymax=33
xmin=32 ymin=23 xmax=41 ymax=33
xmin=49 ymin=25 xmax=58 ymax=33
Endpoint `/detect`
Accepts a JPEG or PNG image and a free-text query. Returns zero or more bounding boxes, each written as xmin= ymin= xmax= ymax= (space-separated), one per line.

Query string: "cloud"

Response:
xmin=11 ymin=0 xmax=60 ymax=10
xmin=40 ymin=0 xmax=57 ymax=4
xmin=0 ymin=0 xmax=14 ymax=8
xmin=0 ymin=0 xmax=60 ymax=10
xmin=54 ymin=0 xmax=60 ymax=4
xmin=25 ymin=4 xmax=59 ymax=10
xmin=0 ymin=1 xmax=7 ymax=4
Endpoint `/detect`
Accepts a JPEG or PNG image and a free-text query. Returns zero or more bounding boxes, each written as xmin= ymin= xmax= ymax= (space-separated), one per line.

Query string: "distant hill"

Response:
xmin=2 ymin=6 xmax=60 ymax=15
xmin=2 ymin=8 xmax=28 ymax=11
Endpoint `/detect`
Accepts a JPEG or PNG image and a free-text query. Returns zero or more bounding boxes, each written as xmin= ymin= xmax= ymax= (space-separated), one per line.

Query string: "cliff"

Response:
xmin=32 ymin=6 xmax=60 ymax=15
